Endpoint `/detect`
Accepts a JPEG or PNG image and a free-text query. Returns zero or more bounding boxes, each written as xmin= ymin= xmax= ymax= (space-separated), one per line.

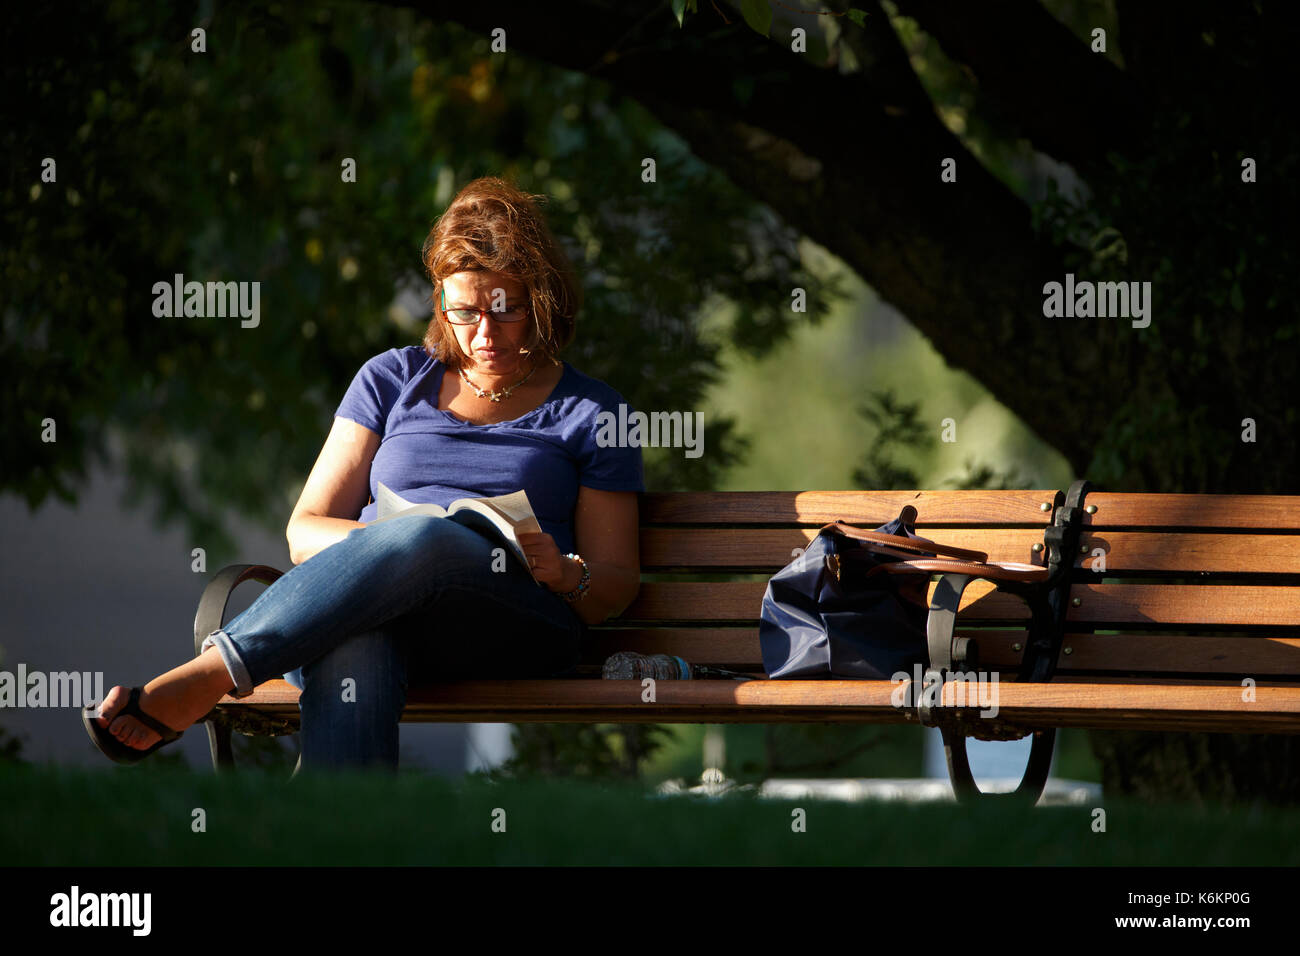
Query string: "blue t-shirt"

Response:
xmin=333 ymin=346 xmax=645 ymax=555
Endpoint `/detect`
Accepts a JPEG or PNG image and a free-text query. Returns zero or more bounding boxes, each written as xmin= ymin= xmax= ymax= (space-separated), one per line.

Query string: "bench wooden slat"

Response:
xmin=1084 ymin=493 xmax=1300 ymax=530
xmin=583 ymin=628 xmax=1300 ymax=677
xmin=1037 ymin=633 xmax=1300 ymax=676
xmin=585 ymin=627 xmax=760 ymax=666
xmin=620 ymin=581 xmax=1300 ymax=627
xmin=620 ymin=581 xmax=1023 ymax=622
xmin=640 ymin=528 xmax=1050 ymax=569
xmin=975 ymin=631 xmax=1300 ymax=676
xmin=1070 ymin=583 xmax=1300 ymax=627
xmin=640 ymin=491 xmax=1300 ymax=529
xmin=219 ymin=679 xmax=1300 ymax=734
xmin=640 ymin=490 xmax=1058 ymax=525
xmin=641 ymin=527 xmax=1300 ymax=574
xmin=1075 ymin=532 xmax=1300 ymax=574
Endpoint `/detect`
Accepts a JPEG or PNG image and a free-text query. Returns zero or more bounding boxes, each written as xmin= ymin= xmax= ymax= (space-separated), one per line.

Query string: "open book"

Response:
xmin=368 ymin=481 xmax=544 ymax=585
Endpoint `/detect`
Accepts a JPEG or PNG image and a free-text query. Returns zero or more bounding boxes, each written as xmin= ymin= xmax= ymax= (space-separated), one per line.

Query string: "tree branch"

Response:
xmin=882 ymin=0 xmax=1147 ymax=182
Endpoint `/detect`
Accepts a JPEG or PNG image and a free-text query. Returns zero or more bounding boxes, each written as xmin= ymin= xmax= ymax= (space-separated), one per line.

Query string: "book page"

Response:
xmin=373 ymin=481 xmax=443 ymax=520
xmin=371 ymin=483 xmax=541 ymax=585
xmin=449 ymin=491 xmax=542 ymax=535
xmin=368 ymin=482 xmax=447 ymax=525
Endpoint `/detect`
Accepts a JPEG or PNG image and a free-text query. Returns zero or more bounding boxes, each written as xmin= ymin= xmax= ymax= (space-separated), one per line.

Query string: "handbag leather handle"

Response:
xmin=862 ymin=557 xmax=1049 ymax=584
xmin=822 ymin=520 xmax=989 ymax=563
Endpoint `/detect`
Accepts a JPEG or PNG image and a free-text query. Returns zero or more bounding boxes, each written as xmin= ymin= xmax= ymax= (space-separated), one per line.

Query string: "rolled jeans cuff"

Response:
xmin=201 ymin=629 xmax=255 ymax=698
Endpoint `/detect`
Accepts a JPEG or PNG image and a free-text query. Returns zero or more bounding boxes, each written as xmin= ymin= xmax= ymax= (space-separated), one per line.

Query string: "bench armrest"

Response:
xmin=192 ymin=564 xmax=284 ymax=657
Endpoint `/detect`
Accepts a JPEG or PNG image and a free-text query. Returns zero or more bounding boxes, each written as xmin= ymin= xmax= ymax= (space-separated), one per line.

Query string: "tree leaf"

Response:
xmin=739 ymin=0 xmax=772 ymax=37
xmin=846 ymin=8 xmax=869 ymax=27
xmin=672 ymin=0 xmax=687 ymax=27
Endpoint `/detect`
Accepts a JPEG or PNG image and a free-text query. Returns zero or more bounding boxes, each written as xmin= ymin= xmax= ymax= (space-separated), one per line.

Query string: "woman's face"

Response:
xmin=441 ymin=271 xmax=533 ymax=377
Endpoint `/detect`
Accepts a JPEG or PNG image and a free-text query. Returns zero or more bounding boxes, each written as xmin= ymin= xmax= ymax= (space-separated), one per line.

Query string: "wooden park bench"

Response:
xmin=192 ymin=480 xmax=1300 ymax=803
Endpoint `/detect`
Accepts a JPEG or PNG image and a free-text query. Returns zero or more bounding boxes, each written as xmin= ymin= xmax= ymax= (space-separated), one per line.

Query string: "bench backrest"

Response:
xmin=585 ymin=491 xmax=1300 ymax=684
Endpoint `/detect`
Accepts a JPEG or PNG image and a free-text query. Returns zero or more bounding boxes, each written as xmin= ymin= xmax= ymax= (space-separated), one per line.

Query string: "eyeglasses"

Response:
xmin=440 ymin=287 xmax=530 ymax=325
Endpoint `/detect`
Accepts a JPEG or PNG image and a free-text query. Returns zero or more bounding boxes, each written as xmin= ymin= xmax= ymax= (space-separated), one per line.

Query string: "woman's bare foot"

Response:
xmin=96 ymin=647 xmax=236 ymax=751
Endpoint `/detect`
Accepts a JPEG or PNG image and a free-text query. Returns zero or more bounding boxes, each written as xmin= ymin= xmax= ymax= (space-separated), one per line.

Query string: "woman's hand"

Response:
xmin=515 ymin=530 xmax=582 ymax=593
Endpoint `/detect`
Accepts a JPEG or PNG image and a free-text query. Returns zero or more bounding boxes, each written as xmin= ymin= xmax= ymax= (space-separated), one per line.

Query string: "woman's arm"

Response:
xmin=285 ymin=417 xmax=381 ymax=565
xmin=564 ymin=486 xmax=641 ymax=627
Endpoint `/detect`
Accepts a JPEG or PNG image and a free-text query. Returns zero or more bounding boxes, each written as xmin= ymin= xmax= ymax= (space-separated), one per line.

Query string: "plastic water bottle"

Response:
xmin=602 ymin=652 xmax=693 ymax=680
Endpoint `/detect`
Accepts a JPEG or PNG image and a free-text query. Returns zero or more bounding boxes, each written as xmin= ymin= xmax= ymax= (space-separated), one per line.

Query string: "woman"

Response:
xmin=83 ymin=177 xmax=644 ymax=769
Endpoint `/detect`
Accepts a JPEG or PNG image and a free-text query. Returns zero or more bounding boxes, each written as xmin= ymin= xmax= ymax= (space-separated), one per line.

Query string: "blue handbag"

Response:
xmin=758 ymin=506 xmax=991 ymax=679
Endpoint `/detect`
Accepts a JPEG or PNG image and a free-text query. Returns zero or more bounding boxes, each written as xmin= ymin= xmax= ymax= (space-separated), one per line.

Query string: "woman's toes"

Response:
xmin=96 ymin=685 xmax=128 ymax=727
xmin=98 ymin=686 xmax=160 ymax=750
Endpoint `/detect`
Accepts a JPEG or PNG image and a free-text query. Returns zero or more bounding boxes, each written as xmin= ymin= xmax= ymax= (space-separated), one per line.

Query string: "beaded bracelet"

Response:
xmin=559 ymin=553 xmax=590 ymax=603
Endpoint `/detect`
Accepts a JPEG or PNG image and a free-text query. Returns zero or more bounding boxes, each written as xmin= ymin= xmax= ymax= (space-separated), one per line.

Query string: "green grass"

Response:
xmin=3 ymin=762 xmax=1297 ymax=866
xmin=639 ymin=724 xmax=1102 ymax=785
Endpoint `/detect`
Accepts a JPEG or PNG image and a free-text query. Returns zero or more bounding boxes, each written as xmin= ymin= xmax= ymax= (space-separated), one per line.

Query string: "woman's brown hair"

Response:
xmin=420 ymin=177 xmax=581 ymax=370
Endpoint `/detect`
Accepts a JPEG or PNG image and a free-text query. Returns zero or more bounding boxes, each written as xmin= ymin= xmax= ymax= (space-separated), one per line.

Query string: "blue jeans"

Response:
xmin=200 ymin=515 xmax=586 ymax=770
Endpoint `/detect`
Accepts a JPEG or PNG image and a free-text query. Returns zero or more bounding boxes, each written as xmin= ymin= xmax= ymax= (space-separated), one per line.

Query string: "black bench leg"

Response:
xmin=941 ymin=725 xmax=1055 ymax=805
xmin=205 ymin=716 xmax=236 ymax=771
xmin=924 ymin=562 xmax=1064 ymax=806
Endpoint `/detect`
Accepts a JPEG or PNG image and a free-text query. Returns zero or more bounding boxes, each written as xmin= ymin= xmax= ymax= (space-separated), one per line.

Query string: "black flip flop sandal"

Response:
xmin=82 ymin=686 xmax=183 ymax=765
